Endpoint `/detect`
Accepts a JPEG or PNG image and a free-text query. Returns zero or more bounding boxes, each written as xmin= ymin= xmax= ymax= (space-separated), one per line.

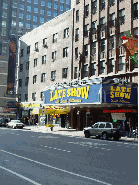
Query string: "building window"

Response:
xmin=33 ymin=16 xmax=38 ymax=22
xmin=119 ymin=9 xmax=125 ymax=25
xmin=109 ymin=0 xmax=115 ymax=7
xmin=92 ymin=21 xmax=97 ymax=34
xmin=63 ymin=28 xmax=69 ymax=38
xmin=19 ymin=22 xmax=23 ymax=27
xmin=25 ymin=77 xmax=29 ymax=86
xmin=25 ymin=94 xmax=28 ymax=102
xmin=76 ymin=0 xmax=80 ymax=4
xmin=19 ymin=13 xmax=24 ymax=19
xmin=20 ymin=49 xmax=23 ymax=57
xmin=26 ymin=61 xmax=29 ymax=70
xmin=63 ymin=47 xmax=69 ymax=58
xmin=108 ymin=59 xmax=114 ymax=73
xmin=109 ymin=36 xmax=115 ymax=49
xmin=26 ymin=23 xmax=30 ymax=29
xmin=92 ymin=0 xmax=97 ymax=14
xmin=75 ymin=28 xmax=79 ymax=41
xmin=19 ymin=79 xmax=22 ymax=87
xmin=34 ymin=0 xmax=38 ymax=4
xmin=42 ymin=55 xmax=46 ymax=64
xmin=66 ymin=0 xmax=70 ymax=4
xmin=53 ymin=12 xmax=58 ymax=17
xmin=27 ymin=46 xmax=30 ymax=54
xmin=51 ymin=71 xmax=56 ymax=81
xmin=100 ymin=0 xmax=105 ymax=11
xmin=27 ymin=0 xmax=31 ymax=3
xmin=47 ymin=2 xmax=52 ymax=7
xmin=18 ymin=94 xmax=21 ymax=102
xmin=91 ymin=63 xmax=96 ymax=76
xmin=134 ymin=28 xmax=138 ymax=39
xmin=84 ymin=24 xmax=89 ymax=37
xmin=32 ymin=92 xmax=36 ymax=101
xmin=76 ymin=10 xmax=79 ymax=22
xmin=84 ymin=45 xmax=88 ymax=56
xmin=60 ymin=5 xmax=64 ymax=11
xmin=92 ymin=42 xmax=96 ymax=54
xmin=85 ymin=5 xmax=89 ymax=17
xmin=12 ymin=20 xmax=16 ymax=26
xmin=100 ymin=17 xmax=106 ymax=31
xmin=74 ymin=67 xmax=78 ymax=79
xmin=84 ymin=64 xmax=88 ymax=77
xmin=99 ymin=60 xmax=105 ymax=74
xmin=33 ymin=25 xmax=37 ymax=29
xmin=33 ymin=75 xmax=37 ymax=84
xmin=75 ymin=47 xmax=78 ymax=59
xmin=12 ymin=10 xmax=17 ymax=17
xmin=118 ymin=56 xmax=125 ymax=71
xmin=20 ymin=4 xmax=24 ymax=10
xmin=41 ymin=73 xmax=46 ymax=82
xmin=40 ymin=92 xmax=43 ymax=101
xmin=54 ymin=3 xmax=58 ymax=9
xmin=40 ymin=9 xmax=45 ymax=15
xmin=34 ymin=58 xmax=37 ymax=67
xmin=134 ymin=2 xmax=138 ymax=19
xmin=52 ymin=51 xmax=56 ymax=61
xmin=27 ymin=6 xmax=31 ymax=12
xmin=34 ymin=7 xmax=38 ymax=13
xmin=100 ymin=39 xmax=105 ymax=52
xmin=40 ymin=17 xmax=44 ymax=23
xmin=20 ymin=64 xmax=23 ymax=72
xmin=53 ymin=33 xmax=58 ymax=43
xmin=41 ymin=0 xmax=45 ymax=6
xmin=43 ymin=38 xmax=47 ymax=47
xmin=109 ymin=13 xmax=115 ymax=27
xmin=62 ymin=68 xmax=68 ymax=78
xmin=47 ymin=11 xmax=51 ymax=16
xmin=26 ymin=14 xmax=31 ymax=20
xmin=35 ymin=42 xmax=38 ymax=51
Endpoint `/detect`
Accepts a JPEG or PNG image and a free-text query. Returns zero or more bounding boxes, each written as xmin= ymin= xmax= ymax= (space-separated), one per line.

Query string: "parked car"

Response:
xmin=84 ymin=122 xmax=124 ymax=141
xmin=0 ymin=117 xmax=8 ymax=127
xmin=7 ymin=120 xmax=25 ymax=129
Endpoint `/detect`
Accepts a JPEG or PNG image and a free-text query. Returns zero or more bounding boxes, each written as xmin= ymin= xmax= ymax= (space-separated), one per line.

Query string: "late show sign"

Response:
xmin=102 ymin=84 xmax=137 ymax=105
xmin=43 ymin=84 xmax=102 ymax=105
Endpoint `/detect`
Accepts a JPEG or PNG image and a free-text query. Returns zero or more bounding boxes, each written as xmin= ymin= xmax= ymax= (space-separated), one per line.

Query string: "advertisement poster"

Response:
xmin=6 ymin=38 xmax=17 ymax=95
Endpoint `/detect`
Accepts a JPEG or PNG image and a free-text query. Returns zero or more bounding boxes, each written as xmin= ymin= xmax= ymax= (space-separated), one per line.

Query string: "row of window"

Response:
xmin=18 ymin=91 xmax=43 ymax=102
xmin=19 ymin=68 xmax=68 ymax=87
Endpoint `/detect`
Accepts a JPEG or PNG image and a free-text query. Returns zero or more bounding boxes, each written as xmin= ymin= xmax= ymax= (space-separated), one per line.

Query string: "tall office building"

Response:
xmin=0 ymin=0 xmax=71 ymax=109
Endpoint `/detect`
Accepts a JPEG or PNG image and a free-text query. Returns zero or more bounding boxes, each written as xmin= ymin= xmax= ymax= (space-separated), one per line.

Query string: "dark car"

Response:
xmin=0 ymin=117 xmax=8 ymax=127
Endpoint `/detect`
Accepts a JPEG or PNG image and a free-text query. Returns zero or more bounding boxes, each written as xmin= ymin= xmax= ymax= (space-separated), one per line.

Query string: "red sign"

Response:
xmin=103 ymin=109 xmax=137 ymax=113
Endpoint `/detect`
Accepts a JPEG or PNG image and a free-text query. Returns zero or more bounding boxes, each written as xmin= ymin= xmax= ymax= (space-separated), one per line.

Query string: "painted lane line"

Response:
xmin=0 ymin=149 xmax=111 ymax=185
xmin=54 ymin=148 xmax=57 ymax=149
xmin=63 ymin=150 xmax=66 ymax=152
xmin=44 ymin=146 xmax=47 ymax=147
xmin=57 ymin=149 xmax=61 ymax=150
xmin=0 ymin=165 xmax=41 ymax=185
xmin=48 ymin=147 xmax=52 ymax=148
xmin=67 ymin=151 xmax=71 ymax=153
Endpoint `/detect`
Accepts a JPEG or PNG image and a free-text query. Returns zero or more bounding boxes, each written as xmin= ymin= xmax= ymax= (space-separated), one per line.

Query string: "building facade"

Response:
xmin=0 ymin=0 xmax=71 ymax=108
xmin=17 ymin=0 xmax=138 ymax=129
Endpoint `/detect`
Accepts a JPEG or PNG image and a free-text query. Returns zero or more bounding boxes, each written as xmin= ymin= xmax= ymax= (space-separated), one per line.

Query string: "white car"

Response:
xmin=7 ymin=120 xmax=24 ymax=129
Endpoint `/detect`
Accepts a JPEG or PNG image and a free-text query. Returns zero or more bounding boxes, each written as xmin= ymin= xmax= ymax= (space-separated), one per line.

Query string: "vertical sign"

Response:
xmin=7 ymin=38 xmax=17 ymax=95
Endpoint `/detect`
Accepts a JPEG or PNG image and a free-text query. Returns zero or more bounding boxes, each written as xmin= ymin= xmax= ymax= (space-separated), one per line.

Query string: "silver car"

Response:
xmin=7 ymin=120 xmax=24 ymax=129
xmin=84 ymin=122 xmax=122 ymax=140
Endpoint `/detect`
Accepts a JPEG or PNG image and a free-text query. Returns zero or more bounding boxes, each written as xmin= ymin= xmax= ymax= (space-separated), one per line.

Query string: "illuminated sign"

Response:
xmin=20 ymin=103 xmax=41 ymax=108
xmin=103 ymin=109 xmax=137 ymax=113
xmin=44 ymin=84 xmax=102 ymax=105
xmin=102 ymin=84 xmax=137 ymax=105
xmin=6 ymin=101 xmax=20 ymax=108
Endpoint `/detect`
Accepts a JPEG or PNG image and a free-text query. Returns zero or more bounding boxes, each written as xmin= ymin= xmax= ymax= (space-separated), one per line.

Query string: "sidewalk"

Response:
xmin=23 ymin=125 xmax=138 ymax=143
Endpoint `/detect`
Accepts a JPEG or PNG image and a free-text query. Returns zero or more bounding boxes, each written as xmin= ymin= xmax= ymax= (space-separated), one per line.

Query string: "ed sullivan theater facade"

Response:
xmin=43 ymin=80 xmax=137 ymax=130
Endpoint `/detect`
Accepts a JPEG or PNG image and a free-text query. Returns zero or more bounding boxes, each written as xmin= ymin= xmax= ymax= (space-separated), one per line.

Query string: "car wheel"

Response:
xmin=85 ymin=132 xmax=90 ymax=138
xmin=96 ymin=135 xmax=100 ymax=139
xmin=114 ymin=136 xmax=119 ymax=141
xmin=102 ymin=132 xmax=107 ymax=140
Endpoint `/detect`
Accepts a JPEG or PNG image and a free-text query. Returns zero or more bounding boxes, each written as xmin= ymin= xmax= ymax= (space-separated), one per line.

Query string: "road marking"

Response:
xmin=0 ymin=165 xmax=41 ymax=185
xmin=57 ymin=149 xmax=61 ymax=150
xmin=48 ymin=147 xmax=52 ymax=148
xmin=44 ymin=146 xmax=47 ymax=147
xmin=54 ymin=148 xmax=57 ymax=149
xmin=0 ymin=149 xmax=111 ymax=185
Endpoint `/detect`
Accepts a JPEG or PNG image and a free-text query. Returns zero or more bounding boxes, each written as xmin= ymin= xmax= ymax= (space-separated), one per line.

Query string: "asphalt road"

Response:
xmin=0 ymin=127 xmax=138 ymax=185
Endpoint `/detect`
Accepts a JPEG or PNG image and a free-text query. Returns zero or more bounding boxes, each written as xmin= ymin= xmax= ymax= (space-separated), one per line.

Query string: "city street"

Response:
xmin=0 ymin=127 xmax=138 ymax=185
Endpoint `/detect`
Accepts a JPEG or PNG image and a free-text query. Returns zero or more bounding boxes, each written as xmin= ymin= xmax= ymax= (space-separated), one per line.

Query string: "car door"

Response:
xmin=98 ymin=122 xmax=105 ymax=136
xmin=91 ymin=123 xmax=99 ymax=136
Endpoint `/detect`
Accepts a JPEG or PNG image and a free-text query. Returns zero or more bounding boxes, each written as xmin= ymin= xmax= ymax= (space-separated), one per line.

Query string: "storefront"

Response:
xmin=43 ymin=81 xmax=137 ymax=130
xmin=20 ymin=102 xmax=43 ymax=125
